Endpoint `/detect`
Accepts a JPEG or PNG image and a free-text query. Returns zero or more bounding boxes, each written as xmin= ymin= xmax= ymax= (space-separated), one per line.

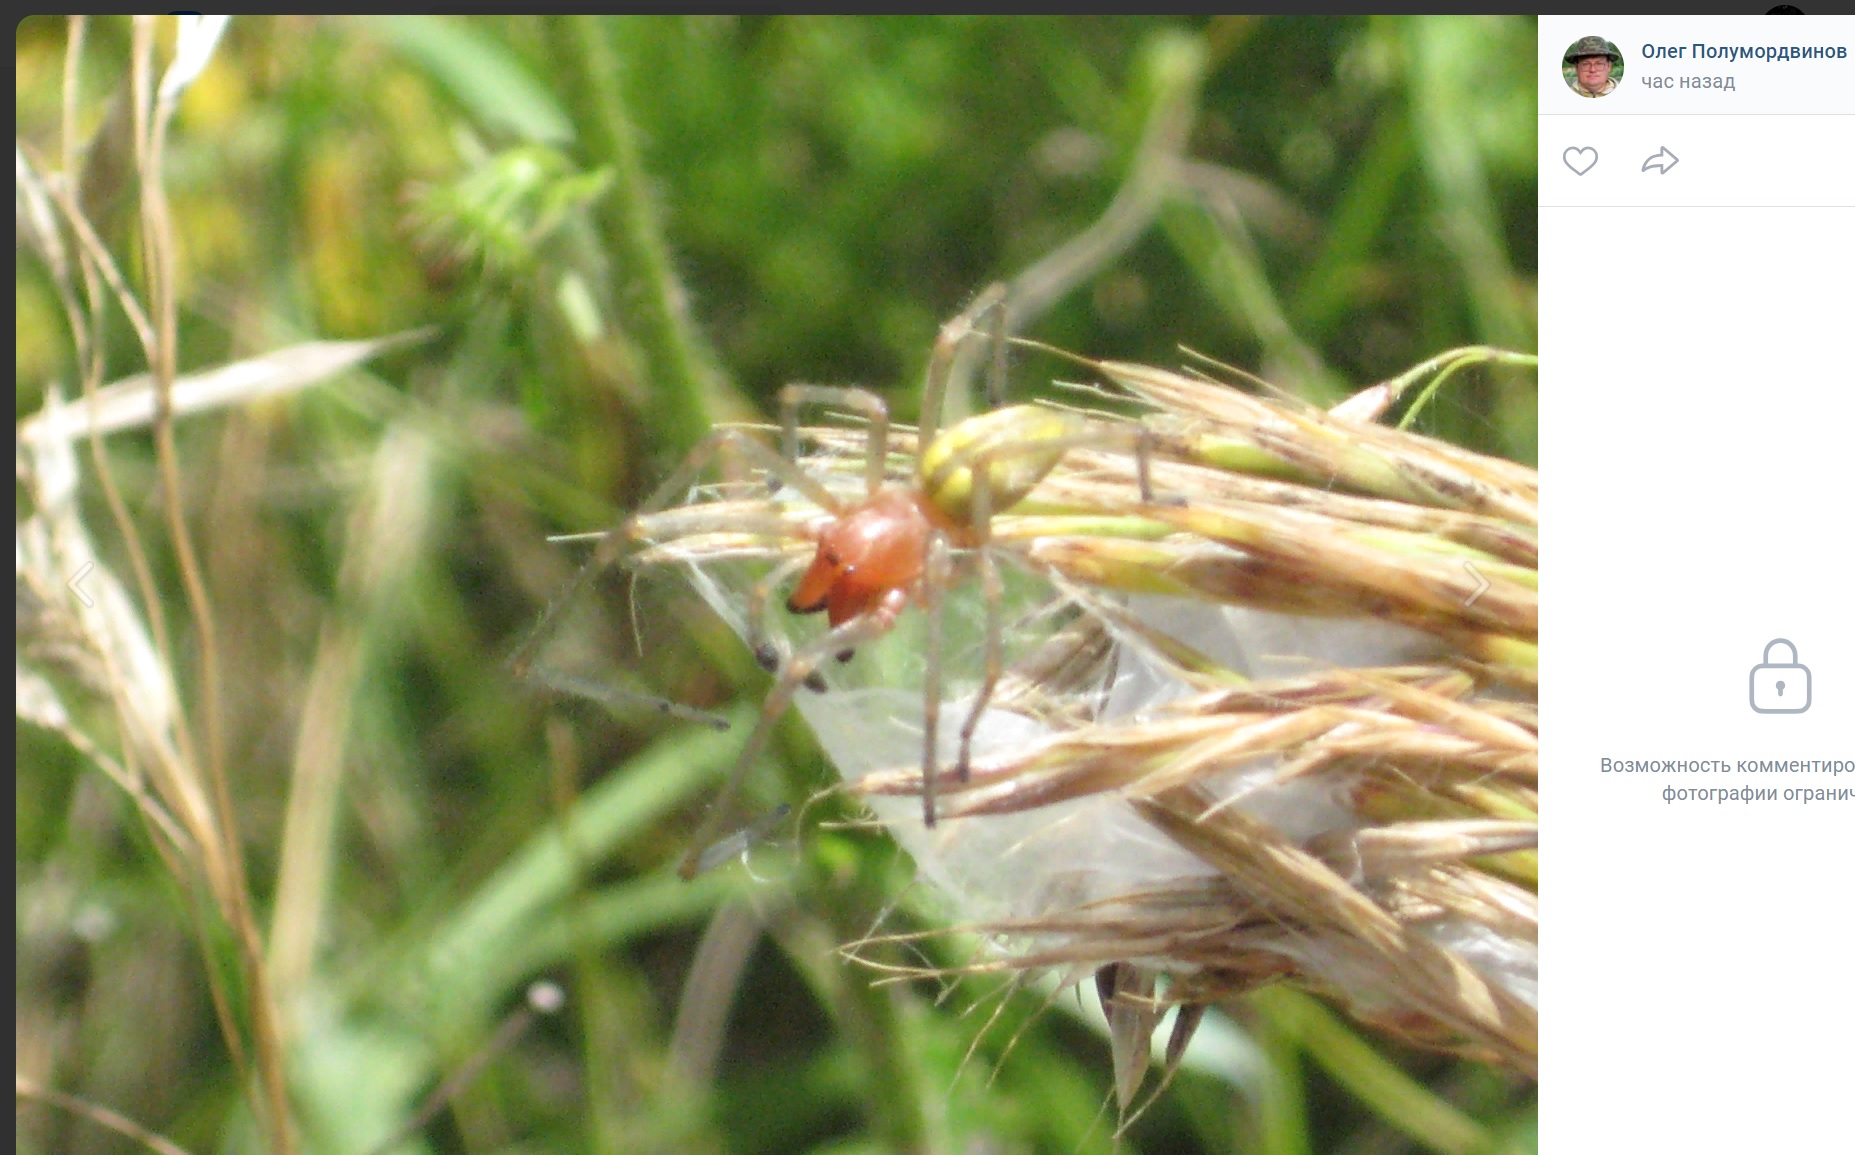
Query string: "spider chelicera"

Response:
xmin=516 ymin=285 xmax=1165 ymax=879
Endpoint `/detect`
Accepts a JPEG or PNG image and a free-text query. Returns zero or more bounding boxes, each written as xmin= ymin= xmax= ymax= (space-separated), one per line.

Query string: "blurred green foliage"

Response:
xmin=17 ymin=16 xmax=1537 ymax=1155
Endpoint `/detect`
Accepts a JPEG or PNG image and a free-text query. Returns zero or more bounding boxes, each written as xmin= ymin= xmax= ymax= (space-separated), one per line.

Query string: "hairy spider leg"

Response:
xmin=982 ymin=281 xmax=1011 ymax=412
xmin=912 ymin=282 xmax=1010 ymax=819
xmin=917 ymin=282 xmax=1008 ymax=455
xmin=950 ymin=440 xmax=1003 ymax=787
xmin=779 ymin=383 xmax=892 ymax=499
xmin=917 ymin=532 xmax=956 ymax=827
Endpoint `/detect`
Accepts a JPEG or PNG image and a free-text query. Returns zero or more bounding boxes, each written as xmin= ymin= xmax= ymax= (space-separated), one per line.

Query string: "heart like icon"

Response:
xmin=1563 ymin=146 xmax=1598 ymax=176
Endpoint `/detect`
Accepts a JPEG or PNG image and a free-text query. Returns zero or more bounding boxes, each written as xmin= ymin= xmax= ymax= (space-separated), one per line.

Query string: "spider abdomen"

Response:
xmin=918 ymin=404 xmax=1082 ymax=527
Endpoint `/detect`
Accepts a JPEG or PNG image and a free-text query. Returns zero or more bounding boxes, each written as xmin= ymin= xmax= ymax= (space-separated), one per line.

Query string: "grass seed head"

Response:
xmin=630 ymin=346 xmax=1539 ymax=1079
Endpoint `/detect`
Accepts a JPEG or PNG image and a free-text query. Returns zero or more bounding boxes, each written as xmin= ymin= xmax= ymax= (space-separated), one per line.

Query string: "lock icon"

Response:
xmin=1749 ymin=639 xmax=1811 ymax=714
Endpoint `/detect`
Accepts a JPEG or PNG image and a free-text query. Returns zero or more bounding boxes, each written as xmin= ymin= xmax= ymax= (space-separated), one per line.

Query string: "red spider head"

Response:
xmin=786 ymin=488 xmax=932 ymax=627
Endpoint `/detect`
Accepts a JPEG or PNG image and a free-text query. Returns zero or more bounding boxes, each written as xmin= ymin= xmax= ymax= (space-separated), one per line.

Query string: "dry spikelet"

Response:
xmin=629 ymin=345 xmax=1538 ymax=1096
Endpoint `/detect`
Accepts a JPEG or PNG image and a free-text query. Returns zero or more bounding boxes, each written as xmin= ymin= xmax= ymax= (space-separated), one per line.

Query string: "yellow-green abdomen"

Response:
xmin=917 ymin=404 xmax=1084 ymax=528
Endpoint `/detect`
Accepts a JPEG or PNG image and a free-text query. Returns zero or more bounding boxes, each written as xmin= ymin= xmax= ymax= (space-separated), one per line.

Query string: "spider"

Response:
xmin=514 ymin=285 xmax=1168 ymax=880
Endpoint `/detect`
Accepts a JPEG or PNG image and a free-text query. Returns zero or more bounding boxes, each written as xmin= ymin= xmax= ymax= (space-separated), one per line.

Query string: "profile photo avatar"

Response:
xmin=1563 ymin=36 xmax=1622 ymax=98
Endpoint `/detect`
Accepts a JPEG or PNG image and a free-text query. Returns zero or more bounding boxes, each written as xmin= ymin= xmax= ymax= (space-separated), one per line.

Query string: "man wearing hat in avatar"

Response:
xmin=1565 ymin=36 xmax=1621 ymax=98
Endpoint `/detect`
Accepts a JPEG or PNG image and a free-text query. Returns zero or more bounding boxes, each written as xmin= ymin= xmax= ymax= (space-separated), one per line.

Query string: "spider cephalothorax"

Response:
xmin=786 ymin=487 xmax=933 ymax=628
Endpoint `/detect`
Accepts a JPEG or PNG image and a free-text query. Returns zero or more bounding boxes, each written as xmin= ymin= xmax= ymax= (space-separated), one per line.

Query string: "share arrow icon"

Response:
xmin=1641 ymin=146 xmax=1679 ymax=175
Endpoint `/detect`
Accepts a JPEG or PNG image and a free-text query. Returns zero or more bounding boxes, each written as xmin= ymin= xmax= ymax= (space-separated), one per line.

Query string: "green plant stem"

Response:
xmin=773 ymin=914 xmax=934 ymax=1155
xmin=1254 ymin=988 xmax=1515 ymax=1155
xmin=542 ymin=15 xmax=725 ymax=457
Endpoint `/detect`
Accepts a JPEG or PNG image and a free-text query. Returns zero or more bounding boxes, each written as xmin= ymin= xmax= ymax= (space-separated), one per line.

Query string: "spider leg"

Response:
xmin=983 ymin=285 xmax=1010 ymax=412
xmin=639 ymin=426 xmax=845 ymax=519
xmin=918 ymin=531 xmax=954 ymax=826
xmin=1030 ymin=418 xmax=1181 ymax=507
xmin=779 ymin=384 xmax=892 ymax=499
xmin=518 ymin=665 xmax=730 ymax=732
xmin=955 ymin=447 xmax=1004 ymax=783
xmin=677 ymin=590 xmax=906 ymax=880
xmin=958 ymin=417 xmax=1183 ymax=510
xmin=1130 ymin=422 xmax=1184 ymax=506
xmin=747 ymin=553 xmax=813 ymax=674
xmin=918 ymin=282 xmax=1008 ymax=454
